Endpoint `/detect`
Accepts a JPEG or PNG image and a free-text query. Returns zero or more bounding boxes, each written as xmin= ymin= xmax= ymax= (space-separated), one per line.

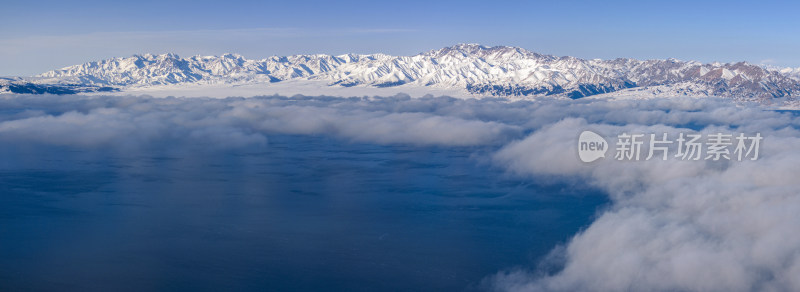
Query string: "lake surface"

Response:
xmin=0 ymin=134 xmax=607 ymax=291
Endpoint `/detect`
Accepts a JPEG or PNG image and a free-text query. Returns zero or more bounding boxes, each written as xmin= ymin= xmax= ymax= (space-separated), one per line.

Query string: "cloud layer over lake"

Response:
xmin=1 ymin=93 xmax=799 ymax=291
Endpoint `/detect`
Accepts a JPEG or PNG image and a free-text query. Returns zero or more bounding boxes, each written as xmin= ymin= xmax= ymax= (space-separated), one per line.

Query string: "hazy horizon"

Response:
xmin=6 ymin=42 xmax=798 ymax=78
xmin=3 ymin=0 xmax=800 ymax=76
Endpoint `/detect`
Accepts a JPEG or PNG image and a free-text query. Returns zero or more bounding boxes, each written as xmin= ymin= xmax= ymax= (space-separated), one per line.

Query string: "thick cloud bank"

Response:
xmin=489 ymin=105 xmax=800 ymax=291
xmin=1 ymin=93 xmax=799 ymax=291
xmin=0 ymin=94 xmax=521 ymax=149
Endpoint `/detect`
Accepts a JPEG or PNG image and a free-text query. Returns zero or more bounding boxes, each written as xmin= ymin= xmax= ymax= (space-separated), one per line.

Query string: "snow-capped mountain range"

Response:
xmin=3 ymin=44 xmax=800 ymax=100
xmin=779 ymin=67 xmax=800 ymax=81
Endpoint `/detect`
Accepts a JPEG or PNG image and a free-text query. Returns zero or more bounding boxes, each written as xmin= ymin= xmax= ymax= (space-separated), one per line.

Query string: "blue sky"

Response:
xmin=2 ymin=0 xmax=799 ymax=76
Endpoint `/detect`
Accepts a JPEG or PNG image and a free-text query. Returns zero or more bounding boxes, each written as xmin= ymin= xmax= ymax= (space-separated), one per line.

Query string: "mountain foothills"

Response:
xmin=2 ymin=44 xmax=800 ymax=101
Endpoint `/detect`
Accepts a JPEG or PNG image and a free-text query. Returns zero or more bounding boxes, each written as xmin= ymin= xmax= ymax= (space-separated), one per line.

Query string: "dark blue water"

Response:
xmin=0 ymin=135 xmax=606 ymax=291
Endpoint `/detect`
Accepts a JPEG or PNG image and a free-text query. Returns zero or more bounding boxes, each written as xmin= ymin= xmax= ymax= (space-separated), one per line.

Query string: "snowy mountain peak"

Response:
xmin=8 ymin=44 xmax=800 ymax=100
xmin=780 ymin=67 xmax=800 ymax=81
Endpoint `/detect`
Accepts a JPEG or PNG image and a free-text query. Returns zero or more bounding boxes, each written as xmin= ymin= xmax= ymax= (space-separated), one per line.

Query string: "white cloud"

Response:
xmin=0 ymin=94 xmax=521 ymax=149
xmin=487 ymin=100 xmax=800 ymax=292
xmin=2 ymin=93 xmax=800 ymax=291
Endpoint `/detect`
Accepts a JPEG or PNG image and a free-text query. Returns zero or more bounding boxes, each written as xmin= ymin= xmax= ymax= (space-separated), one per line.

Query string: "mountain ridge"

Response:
xmin=3 ymin=44 xmax=800 ymax=100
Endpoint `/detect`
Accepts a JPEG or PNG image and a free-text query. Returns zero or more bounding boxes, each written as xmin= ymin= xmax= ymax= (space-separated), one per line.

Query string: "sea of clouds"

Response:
xmin=1 ymin=93 xmax=799 ymax=291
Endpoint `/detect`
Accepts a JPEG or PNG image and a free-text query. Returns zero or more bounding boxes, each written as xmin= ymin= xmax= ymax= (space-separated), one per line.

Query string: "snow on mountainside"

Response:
xmin=5 ymin=44 xmax=800 ymax=101
xmin=780 ymin=67 xmax=800 ymax=81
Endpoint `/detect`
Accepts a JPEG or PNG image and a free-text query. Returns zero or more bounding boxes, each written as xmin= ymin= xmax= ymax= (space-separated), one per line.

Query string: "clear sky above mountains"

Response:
xmin=2 ymin=0 xmax=799 ymax=76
